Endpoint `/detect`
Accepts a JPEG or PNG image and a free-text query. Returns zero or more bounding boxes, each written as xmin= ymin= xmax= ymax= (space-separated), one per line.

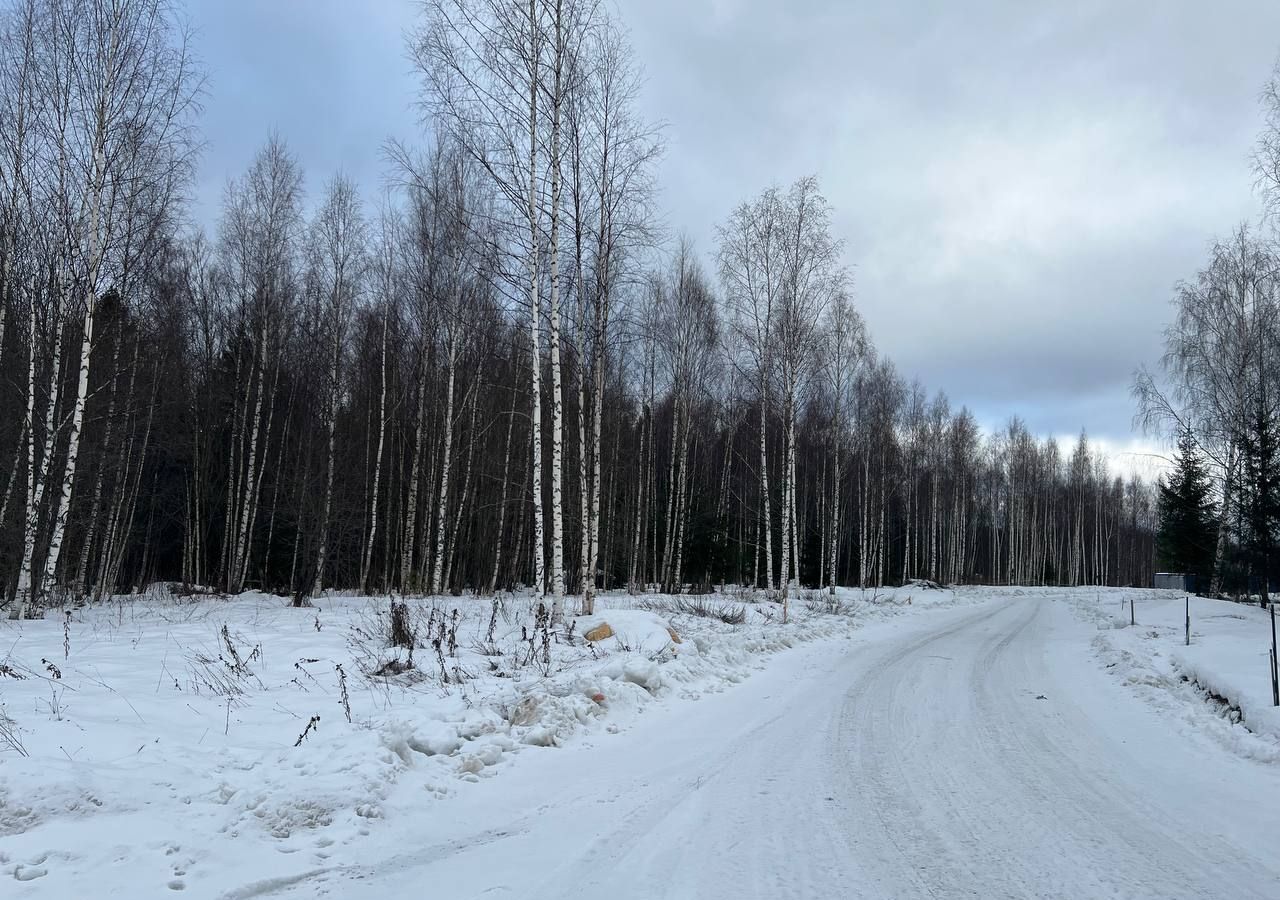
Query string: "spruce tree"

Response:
xmin=1239 ymin=401 xmax=1280 ymax=606
xmin=1156 ymin=426 xmax=1218 ymax=583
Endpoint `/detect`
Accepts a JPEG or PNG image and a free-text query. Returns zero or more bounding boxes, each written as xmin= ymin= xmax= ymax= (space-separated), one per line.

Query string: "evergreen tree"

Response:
xmin=1239 ymin=401 xmax=1280 ymax=606
xmin=1156 ymin=427 xmax=1218 ymax=582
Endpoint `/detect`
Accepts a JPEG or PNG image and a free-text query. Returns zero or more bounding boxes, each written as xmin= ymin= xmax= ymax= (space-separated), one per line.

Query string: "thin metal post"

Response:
xmin=1271 ymin=601 xmax=1278 ymax=707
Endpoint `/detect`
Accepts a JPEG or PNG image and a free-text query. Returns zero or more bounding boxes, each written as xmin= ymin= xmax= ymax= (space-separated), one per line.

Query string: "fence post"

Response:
xmin=1130 ymin=595 xmax=1135 ymax=627
xmin=1185 ymin=595 xmax=1190 ymax=646
xmin=1271 ymin=601 xmax=1278 ymax=707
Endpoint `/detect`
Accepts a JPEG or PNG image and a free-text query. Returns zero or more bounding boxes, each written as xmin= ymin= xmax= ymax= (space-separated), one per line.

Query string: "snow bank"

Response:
xmin=1066 ymin=589 xmax=1280 ymax=763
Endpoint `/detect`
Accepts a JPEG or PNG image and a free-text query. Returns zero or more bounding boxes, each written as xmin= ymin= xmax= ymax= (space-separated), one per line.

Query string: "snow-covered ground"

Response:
xmin=3 ymin=585 xmax=1278 ymax=898
xmin=1064 ymin=587 xmax=1280 ymax=761
xmin=0 ymin=581 xmax=973 ymax=896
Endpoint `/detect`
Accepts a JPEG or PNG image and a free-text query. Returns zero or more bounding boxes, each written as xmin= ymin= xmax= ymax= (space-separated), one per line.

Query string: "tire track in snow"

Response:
xmin=835 ymin=595 xmax=1280 ymax=899
xmin=220 ymin=594 xmax=1280 ymax=899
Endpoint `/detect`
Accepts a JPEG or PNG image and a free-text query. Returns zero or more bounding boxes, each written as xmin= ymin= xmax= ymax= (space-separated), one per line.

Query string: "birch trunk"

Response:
xmin=235 ymin=355 xmax=281 ymax=592
xmin=547 ymin=0 xmax=567 ymax=620
xmin=779 ymin=391 xmax=793 ymax=609
xmin=828 ymin=437 xmax=840 ymax=596
xmin=12 ymin=297 xmax=43 ymax=619
xmin=101 ymin=368 xmax=157 ymax=600
xmin=628 ymin=406 xmax=646 ymax=592
xmin=1210 ymin=448 xmax=1236 ymax=595
xmin=430 ymin=341 xmax=457 ymax=595
xmin=219 ymin=339 xmax=248 ymax=588
xmin=758 ymin=384 xmax=774 ymax=590
xmin=442 ymin=384 xmax=478 ymax=593
xmin=310 ymin=317 xmax=342 ymax=599
xmin=13 ymin=283 xmax=66 ymax=618
xmin=360 ymin=310 xmax=390 ymax=594
xmin=75 ymin=333 xmax=124 ymax=597
xmin=582 ymin=341 xmax=602 ymax=610
xmin=489 ymin=378 xmax=518 ymax=594
xmin=660 ymin=401 xmax=679 ymax=586
xmin=261 ymin=384 xmax=294 ymax=591
xmin=0 ymin=424 xmax=27 ymax=553
xmin=526 ymin=0 xmax=546 ymax=598
xmin=229 ymin=318 xmax=269 ymax=592
xmin=671 ymin=401 xmax=691 ymax=591
xmin=401 ymin=360 xmax=428 ymax=590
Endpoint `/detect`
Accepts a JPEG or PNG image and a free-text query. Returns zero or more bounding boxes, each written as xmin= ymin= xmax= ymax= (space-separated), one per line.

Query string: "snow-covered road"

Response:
xmin=243 ymin=595 xmax=1280 ymax=900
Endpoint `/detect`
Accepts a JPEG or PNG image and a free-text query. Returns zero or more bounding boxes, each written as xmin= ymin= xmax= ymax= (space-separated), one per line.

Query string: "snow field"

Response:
xmin=0 ymin=582 xmax=977 ymax=897
xmin=1064 ymin=587 xmax=1280 ymax=762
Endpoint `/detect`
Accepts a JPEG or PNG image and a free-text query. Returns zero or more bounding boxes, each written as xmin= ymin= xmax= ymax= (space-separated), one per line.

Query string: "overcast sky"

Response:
xmin=188 ymin=0 xmax=1280 ymax=477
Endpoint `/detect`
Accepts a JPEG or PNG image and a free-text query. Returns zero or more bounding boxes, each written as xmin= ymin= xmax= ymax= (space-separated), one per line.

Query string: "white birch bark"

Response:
xmin=526 ymin=0 xmax=546 ymax=599
xmin=12 ymin=289 xmax=53 ymax=619
xmin=430 ymin=338 xmax=457 ymax=595
xmin=401 ymin=363 xmax=428 ymax=590
xmin=584 ymin=333 xmax=605 ymax=612
xmin=778 ymin=391 xmax=793 ymax=606
xmin=73 ymin=331 xmax=122 ymax=596
xmin=360 ymin=309 xmax=390 ymax=594
xmin=759 ymin=385 xmax=774 ymax=590
xmin=229 ymin=318 xmax=268 ymax=592
xmin=311 ymin=323 xmax=341 ymax=598
xmin=489 ymin=378 xmax=518 ymax=594
xmin=546 ymin=0 xmax=567 ymax=620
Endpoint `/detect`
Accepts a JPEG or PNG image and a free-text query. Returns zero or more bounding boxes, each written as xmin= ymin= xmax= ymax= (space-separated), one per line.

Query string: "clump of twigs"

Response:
xmin=802 ymin=590 xmax=853 ymax=616
xmin=372 ymin=654 xmax=414 ymax=677
xmin=188 ymin=651 xmax=249 ymax=699
xmin=432 ymin=635 xmax=450 ymax=683
xmin=476 ymin=599 xmax=501 ymax=656
xmin=642 ymin=596 xmax=747 ymax=625
xmin=349 ymin=599 xmax=432 ymax=679
xmin=187 ymin=626 xmax=266 ymax=699
xmin=220 ymin=624 xmax=260 ymax=676
xmin=519 ymin=603 xmax=553 ymax=675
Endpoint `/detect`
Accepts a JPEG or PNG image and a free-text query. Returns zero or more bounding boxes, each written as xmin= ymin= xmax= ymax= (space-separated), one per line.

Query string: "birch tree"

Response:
xmin=306 ymin=174 xmax=366 ymax=602
xmin=717 ymin=189 xmax=786 ymax=592
xmin=567 ymin=18 xmax=660 ymax=612
xmin=416 ymin=0 xmax=551 ymax=600
xmin=821 ymin=290 xmax=867 ymax=595
xmin=218 ymin=138 xmax=303 ymax=594
xmin=7 ymin=0 xmax=197 ymax=617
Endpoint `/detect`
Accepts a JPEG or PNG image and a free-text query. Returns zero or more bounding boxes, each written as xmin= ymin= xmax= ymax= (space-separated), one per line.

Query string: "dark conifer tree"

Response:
xmin=1239 ymin=404 xmax=1279 ymax=606
xmin=1155 ymin=426 xmax=1218 ymax=585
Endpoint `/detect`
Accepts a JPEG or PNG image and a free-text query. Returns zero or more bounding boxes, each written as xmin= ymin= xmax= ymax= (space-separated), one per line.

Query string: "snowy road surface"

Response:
xmin=238 ymin=595 xmax=1280 ymax=899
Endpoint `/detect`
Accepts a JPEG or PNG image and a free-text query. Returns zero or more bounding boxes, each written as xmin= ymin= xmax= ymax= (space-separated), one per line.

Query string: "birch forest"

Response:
xmin=0 ymin=0 xmax=1157 ymax=619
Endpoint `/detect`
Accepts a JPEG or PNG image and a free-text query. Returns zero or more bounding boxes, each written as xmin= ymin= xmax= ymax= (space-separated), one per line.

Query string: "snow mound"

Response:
xmin=575 ymin=609 xmax=684 ymax=657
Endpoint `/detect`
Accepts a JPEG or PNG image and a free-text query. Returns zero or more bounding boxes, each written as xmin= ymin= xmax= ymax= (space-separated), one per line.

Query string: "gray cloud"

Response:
xmin=188 ymin=0 xmax=1280 ymax=457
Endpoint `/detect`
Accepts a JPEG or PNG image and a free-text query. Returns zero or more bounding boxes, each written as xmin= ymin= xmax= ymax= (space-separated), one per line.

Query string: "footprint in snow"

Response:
xmin=13 ymin=864 xmax=48 ymax=882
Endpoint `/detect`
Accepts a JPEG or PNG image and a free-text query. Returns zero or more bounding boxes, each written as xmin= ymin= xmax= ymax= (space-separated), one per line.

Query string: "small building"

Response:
xmin=1153 ymin=572 xmax=1192 ymax=591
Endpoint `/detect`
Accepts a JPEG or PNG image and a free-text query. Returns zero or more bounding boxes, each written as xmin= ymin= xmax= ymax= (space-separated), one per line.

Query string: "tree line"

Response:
xmin=0 ymin=0 xmax=1155 ymax=618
